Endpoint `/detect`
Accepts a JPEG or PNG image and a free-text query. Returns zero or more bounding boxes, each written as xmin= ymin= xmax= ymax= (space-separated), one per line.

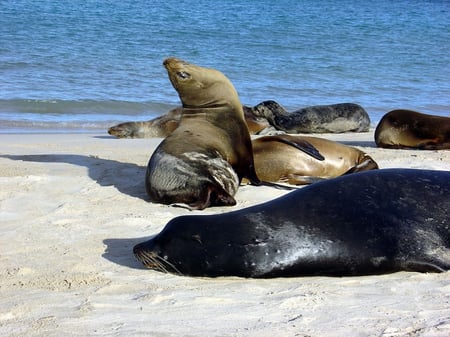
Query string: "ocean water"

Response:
xmin=1 ymin=0 xmax=449 ymax=133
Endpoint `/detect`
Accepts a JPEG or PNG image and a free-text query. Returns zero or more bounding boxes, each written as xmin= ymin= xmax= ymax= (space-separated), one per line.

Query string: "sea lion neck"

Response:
xmin=182 ymin=103 xmax=232 ymax=111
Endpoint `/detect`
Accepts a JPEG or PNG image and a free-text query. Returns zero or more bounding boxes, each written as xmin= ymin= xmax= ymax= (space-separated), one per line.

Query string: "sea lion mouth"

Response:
xmin=163 ymin=57 xmax=190 ymax=70
xmin=133 ymin=244 xmax=181 ymax=275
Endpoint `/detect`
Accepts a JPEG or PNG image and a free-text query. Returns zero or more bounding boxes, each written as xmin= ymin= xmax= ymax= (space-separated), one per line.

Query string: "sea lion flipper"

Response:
xmin=286 ymin=174 xmax=326 ymax=185
xmin=403 ymin=260 xmax=448 ymax=273
xmin=168 ymin=182 xmax=237 ymax=211
xmin=263 ymin=135 xmax=325 ymax=161
xmin=258 ymin=181 xmax=300 ymax=191
xmin=344 ymin=155 xmax=379 ymax=175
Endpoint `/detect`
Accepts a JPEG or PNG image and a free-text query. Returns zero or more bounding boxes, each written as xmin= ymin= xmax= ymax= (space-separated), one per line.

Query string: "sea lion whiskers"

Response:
xmin=135 ymin=249 xmax=182 ymax=275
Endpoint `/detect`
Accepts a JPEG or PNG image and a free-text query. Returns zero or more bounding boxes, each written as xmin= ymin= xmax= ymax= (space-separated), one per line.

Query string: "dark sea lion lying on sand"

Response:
xmin=134 ymin=168 xmax=450 ymax=278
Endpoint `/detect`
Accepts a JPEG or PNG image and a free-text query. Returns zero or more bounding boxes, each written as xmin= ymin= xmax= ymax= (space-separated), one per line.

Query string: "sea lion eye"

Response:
xmin=177 ymin=71 xmax=190 ymax=79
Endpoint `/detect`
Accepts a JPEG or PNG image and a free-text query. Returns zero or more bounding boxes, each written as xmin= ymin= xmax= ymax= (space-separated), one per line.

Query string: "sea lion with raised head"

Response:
xmin=252 ymin=100 xmax=370 ymax=133
xmin=134 ymin=169 xmax=450 ymax=278
xmin=375 ymin=109 xmax=450 ymax=149
xmin=145 ymin=57 xmax=262 ymax=210
xmin=251 ymin=135 xmax=378 ymax=185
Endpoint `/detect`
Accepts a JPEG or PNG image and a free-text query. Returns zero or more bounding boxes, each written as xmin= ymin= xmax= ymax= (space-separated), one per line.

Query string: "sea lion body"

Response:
xmin=146 ymin=58 xmax=259 ymax=209
xmin=134 ymin=169 xmax=450 ymax=278
xmin=251 ymin=135 xmax=378 ymax=185
xmin=253 ymin=100 xmax=370 ymax=133
xmin=375 ymin=109 xmax=450 ymax=149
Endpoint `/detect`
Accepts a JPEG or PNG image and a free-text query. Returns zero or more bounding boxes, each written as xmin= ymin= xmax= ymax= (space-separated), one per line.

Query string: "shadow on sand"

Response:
xmin=102 ymin=236 xmax=156 ymax=269
xmin=1 ymin=154 xmax=147 ymax=199
xmin=336 ymin=140 xmax=377 ymax=148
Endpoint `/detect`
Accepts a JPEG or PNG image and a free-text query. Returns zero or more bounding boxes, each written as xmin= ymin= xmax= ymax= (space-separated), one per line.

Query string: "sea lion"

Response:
xmin=251 ymin=135 xmax=378 ymax=185
xmin=107 ymin=105 xmax=270 ymax=138
xmin=252 ymin=100 xmax=370 ymax=133
xmin=107 ymin=100 xmax=372 ymax=138
xmin=374 ymin=109 xmax=450 ymax=149
xmin=146 ymin=57 xmax=261 ymax=210
xmin=108 ymin=107 xmax=182 ymax=138
xmin=134 ymin=168 xmax=450 ymax=278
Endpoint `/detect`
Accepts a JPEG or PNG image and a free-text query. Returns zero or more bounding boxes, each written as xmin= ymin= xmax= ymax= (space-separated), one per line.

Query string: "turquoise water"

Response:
xmin=1 ymin=0 xmax=449 ymax=132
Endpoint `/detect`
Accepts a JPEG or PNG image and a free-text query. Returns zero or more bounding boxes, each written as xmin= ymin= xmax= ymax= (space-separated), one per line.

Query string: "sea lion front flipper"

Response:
xmin=169 ymin=183 xmax=237 ymax=210
xmin=261 ymin=135 xmax=325 ymax=161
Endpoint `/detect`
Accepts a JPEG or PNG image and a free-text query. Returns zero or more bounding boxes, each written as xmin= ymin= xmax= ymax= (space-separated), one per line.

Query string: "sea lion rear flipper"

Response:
xmin=262 ymin=135 xmax=325 ymax=161
xmin=344 ymin=155 xmax=379 ymax=175
xmin=403 ymin=260 xmax=447 ymax=273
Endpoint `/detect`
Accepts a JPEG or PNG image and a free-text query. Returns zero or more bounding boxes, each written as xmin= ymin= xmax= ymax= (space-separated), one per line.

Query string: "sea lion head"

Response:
xmin=133 ymin=216 xmax=211 ymax=275
xmin=163 ymin=57 xmax=241 ymax=110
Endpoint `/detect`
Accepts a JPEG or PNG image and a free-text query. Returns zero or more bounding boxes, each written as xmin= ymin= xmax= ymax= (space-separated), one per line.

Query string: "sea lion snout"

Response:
xmin=133 ymin=242 xmax=161 ymax=268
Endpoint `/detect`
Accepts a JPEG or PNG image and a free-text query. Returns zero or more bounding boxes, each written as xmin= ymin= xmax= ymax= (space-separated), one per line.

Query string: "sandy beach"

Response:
xmin=1 ymin=130 xmax=449 ymax=337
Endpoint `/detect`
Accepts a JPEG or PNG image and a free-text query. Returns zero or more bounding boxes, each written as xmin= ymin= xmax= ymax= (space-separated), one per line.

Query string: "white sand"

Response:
xmin=1 ymin=131 xmax=449 ymax=337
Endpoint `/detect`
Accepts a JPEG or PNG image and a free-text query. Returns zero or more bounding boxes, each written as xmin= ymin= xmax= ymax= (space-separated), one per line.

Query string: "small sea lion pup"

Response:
xmin=252 ymin=100 xmax=370 ymax=133
xmin=251 ymin=135 xmax=378 ymax=185
xmin=146 ymin=57 xmax=266 ymax=210
xmin=134 ymin=169 xmax=450 ymax=278
xmin=375 ymin=109 xmax=450 ymax=149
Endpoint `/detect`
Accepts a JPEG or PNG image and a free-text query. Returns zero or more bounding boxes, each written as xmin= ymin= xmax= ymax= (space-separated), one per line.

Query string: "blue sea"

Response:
xmin=1 ymin=0 xmax=449 ymax=133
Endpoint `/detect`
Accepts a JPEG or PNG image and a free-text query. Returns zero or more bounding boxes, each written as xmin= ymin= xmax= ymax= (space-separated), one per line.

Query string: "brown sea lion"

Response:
xmin=108 ymin=105 xmax=270 ymax=138
xmin=145 ymin=57 xmax=262 ymax=210
xmin=375 ymin=109 xmax=450 ymax=149
xmin=250 ymin=135 xmax=378 ymax=185
xmin=108 ymin=107 xmax=182 ymax=138
xmin=252 ymin=100 xmax=371 ymax=133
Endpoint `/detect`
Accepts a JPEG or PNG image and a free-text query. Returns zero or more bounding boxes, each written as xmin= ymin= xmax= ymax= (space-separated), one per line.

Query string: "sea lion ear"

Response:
xmin=176 ymin=71 xmax=191 ymax=80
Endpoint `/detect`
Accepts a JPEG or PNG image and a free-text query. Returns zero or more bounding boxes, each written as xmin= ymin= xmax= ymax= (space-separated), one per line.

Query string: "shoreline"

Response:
xmin=1 ymin=132 xmax=449 ymax=336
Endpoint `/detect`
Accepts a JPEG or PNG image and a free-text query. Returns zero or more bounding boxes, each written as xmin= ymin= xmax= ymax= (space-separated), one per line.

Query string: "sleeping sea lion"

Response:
xmin=251 ymin=135 xmax=378 ymax=185
xmin=252 ymin=100 xmax=370 ymax=133
xmin=375 ymin=109 xmax=450 ymax=149
xmin=134 ymin=168 xmax=450 ymax=278
xmin=107 ymin=105 xmax=270 ymax=138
